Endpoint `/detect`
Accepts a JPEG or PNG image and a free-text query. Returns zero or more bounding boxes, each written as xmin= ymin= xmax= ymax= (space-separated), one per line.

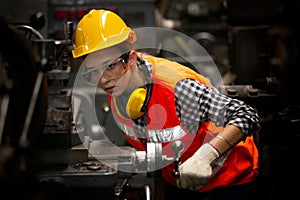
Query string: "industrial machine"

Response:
xmin=0 ymin=15 xmax=187 ymax=199
xmin=0 ymin=1 xmax=165 ymax=199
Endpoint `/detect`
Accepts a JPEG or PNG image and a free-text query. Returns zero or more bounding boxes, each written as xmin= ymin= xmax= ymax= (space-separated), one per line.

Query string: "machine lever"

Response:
xmin=172 ymin=140 xmax=184 ymax=179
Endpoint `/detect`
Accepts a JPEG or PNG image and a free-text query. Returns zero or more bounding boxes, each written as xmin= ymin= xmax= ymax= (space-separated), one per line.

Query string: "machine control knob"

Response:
xmin=248 ymin=88 xmax=259 ymax=97
xmin=227 ymin=88 xmax=238 ymax=98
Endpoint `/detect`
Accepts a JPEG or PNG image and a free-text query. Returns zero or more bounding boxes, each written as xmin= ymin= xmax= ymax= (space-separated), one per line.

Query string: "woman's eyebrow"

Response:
xmin=102 ymin=59 xmax=114 ymax=66
xmin=86 ymin=58 xmax=113 ymax=68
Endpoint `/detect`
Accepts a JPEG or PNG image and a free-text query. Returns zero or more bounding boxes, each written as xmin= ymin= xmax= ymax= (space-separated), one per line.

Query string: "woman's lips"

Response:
xmin=104 ymin=86 xmax=115 ymax=93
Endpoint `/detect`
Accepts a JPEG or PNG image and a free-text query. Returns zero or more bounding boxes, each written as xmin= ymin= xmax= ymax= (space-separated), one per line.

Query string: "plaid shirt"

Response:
xmin=133 ymin=60 xmax=261 ymax=139
xmin=175 ymin=79 xmax=261 ymax=135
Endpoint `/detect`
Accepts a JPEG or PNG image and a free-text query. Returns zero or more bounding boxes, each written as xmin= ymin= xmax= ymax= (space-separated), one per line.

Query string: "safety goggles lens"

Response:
xmin=80 ymin=53 xmax=129 ymax=86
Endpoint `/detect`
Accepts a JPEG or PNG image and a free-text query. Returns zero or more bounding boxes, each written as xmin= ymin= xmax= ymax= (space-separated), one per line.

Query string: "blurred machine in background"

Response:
xmin=0 ymin=14 xmax=177 ymax=200
xmin=0 ymin=0 xmax=300 ymax=200
xmin=47 ymin=0 xmax=156 ymax=40
xmin=155 ymin=1 xmax=300 ymax=199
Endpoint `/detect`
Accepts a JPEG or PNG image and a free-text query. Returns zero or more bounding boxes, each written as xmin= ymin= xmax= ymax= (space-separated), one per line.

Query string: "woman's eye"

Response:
xmin=106 ymin=63 xmax=115 ymax=70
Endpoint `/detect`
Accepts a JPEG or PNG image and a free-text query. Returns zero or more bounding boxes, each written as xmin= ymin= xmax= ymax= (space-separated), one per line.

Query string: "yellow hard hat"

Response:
xmin=72 ymin=9 xmax=136 ymax=58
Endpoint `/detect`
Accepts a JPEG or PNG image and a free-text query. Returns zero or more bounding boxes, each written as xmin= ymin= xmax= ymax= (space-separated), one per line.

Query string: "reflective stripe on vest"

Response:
xmin=148 ymin=125 xmax=186 ymax=142
xmin=116 ymin=121 xmax=187 ymax=143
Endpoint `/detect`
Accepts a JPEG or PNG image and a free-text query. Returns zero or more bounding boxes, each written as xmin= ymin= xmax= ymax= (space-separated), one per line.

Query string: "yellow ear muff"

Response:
xmin=126 ymin=87 xmax=147 ymax=119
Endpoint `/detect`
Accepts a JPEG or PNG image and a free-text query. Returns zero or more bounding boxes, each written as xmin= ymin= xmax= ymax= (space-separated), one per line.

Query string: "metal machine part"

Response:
xmin=35 ymin=136 xmax=182 ymax=200
xmin=86 ymin=138 xmax=181 ymax=175
xmin=172 ymin=140 xmax=184 ymax=179
xmin=0 ymin=16 xmax=48 ymax=199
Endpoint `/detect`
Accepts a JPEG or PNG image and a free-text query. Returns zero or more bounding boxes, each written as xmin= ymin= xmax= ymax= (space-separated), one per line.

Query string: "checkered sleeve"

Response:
xmin=174 ymin=79 xmax=261 ymax=136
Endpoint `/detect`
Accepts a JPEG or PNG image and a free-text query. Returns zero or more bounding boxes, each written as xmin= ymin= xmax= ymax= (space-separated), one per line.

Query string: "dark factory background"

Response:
xmin=0 ymin=0 xmax=299 ymax=200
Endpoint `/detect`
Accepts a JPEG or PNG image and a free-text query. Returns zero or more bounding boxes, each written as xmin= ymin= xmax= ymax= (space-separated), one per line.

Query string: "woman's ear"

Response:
xmin=128 ymin=51 xmax=138 ymax=69
xmin=128 ymin=31 xmax=137 ymax=44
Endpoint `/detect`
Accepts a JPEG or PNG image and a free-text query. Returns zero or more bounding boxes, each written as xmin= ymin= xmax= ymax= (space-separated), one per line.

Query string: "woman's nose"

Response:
xmin=99 ymin=73 xmax=109 ymax=84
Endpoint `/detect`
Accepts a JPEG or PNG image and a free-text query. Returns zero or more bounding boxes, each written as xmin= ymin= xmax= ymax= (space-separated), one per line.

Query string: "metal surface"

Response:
xmin=38 ymin=161 xmax=118 ymax=188
xmin=87 ymin=138 xmax=177 ymax=174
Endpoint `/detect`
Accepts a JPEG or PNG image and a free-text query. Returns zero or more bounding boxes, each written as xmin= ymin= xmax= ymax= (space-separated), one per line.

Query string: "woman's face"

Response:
xmin=84 ymin=48 xmax=131 ymax=97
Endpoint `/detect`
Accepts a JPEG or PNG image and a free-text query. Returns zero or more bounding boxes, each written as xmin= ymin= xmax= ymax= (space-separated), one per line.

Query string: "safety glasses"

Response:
xmin=80 ymin=56 xmax=126 ymax=86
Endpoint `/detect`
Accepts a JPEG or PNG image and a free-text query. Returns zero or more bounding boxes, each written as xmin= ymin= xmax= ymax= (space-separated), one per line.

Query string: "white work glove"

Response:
xmin=176 ymin=143 xmax=220 ymax=190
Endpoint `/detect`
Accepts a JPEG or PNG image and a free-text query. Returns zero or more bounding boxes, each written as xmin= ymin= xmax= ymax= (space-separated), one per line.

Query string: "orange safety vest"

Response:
xmin=108 ymin=54 xmax=259 ymax=192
